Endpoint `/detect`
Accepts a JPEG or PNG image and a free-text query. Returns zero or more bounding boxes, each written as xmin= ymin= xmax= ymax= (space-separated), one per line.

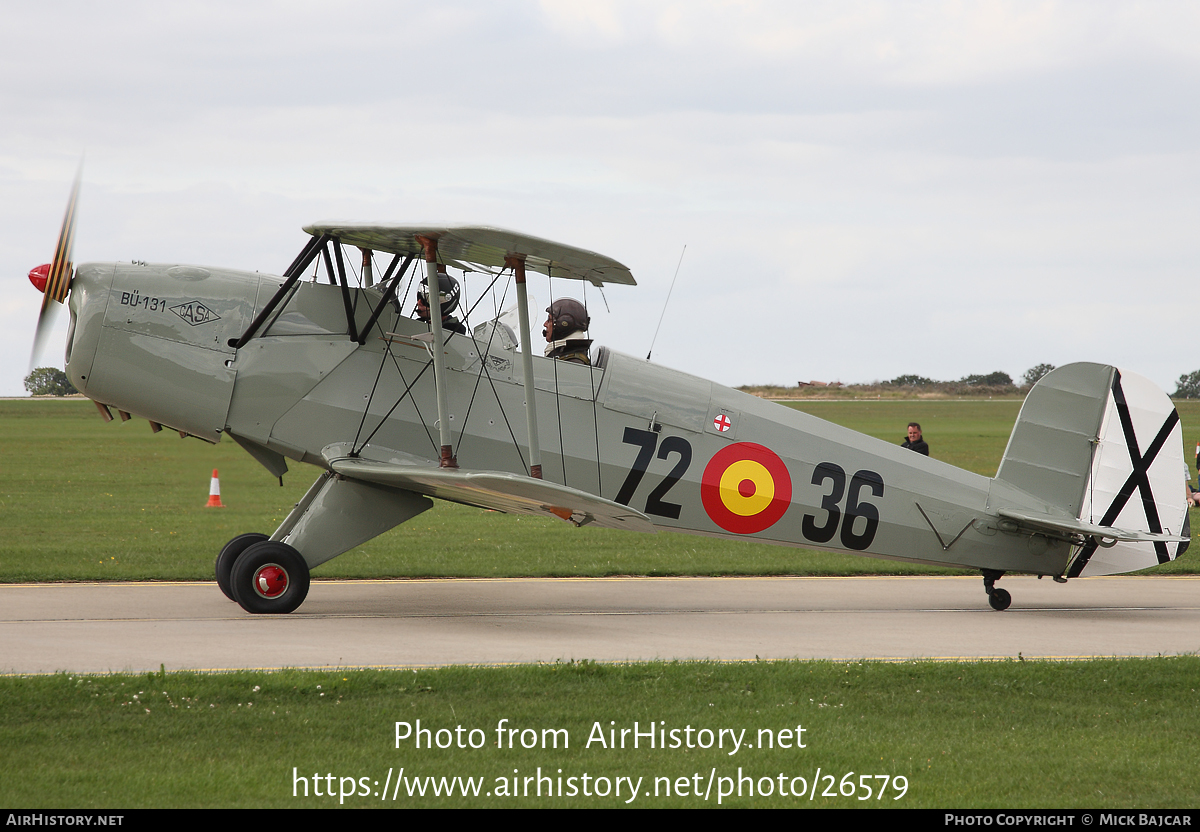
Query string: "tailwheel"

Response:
xmin=230 ymin=540 xmax=310 ymax=614
xmin=982 ymin=569 xmax=1011 ymax=611
xmin=215 ymin=533 xmax=269 ymax=600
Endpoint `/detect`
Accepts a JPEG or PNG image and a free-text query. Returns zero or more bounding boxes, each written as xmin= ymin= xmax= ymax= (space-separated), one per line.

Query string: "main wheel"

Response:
xmin=230 ymin=540 xmax=310 ymax=614
xmin=215 ymin=533 xmax=269 ymax=600
xmin=988 ymin=587 xmax=1012 ymax=611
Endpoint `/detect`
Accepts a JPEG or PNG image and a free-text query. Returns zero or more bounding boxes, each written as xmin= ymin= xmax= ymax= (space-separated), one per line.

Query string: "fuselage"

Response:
xmin=65 ymin=260 xmax=1075 ymax=576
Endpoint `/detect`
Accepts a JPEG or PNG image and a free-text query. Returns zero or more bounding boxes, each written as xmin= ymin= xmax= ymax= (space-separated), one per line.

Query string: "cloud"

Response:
xmin=2 ymin=1 xmax=1199 ymax=396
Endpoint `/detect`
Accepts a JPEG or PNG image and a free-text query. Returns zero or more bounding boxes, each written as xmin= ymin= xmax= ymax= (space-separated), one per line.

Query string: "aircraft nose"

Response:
xmin=29 ymin=264 xmax=50 ymax=293
xmin=62 ymin=262 xmax=115 ymax=389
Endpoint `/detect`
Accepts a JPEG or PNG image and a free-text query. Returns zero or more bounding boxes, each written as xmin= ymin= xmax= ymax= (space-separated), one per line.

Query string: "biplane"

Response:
xmin=29 ymin=175 xmax=1190 ymax=614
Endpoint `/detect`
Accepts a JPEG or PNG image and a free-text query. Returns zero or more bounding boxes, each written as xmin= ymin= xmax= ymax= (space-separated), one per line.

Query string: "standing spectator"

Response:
xmin=902 ymin=422 xmax=929 ymax=456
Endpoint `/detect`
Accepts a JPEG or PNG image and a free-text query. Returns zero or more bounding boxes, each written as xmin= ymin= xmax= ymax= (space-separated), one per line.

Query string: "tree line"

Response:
xmin=883 ymin=364 xmax=1055 ymax=392
xmin=1174 ymin=371 xmax=1200 ymax=399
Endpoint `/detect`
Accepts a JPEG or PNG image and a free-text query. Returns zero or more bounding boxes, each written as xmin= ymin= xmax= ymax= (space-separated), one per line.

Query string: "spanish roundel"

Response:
xmin=701 ymin=442 xmax=792 ymax=534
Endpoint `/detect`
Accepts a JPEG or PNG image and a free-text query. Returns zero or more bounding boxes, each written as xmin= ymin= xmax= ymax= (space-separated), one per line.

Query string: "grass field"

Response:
xmin=4 ymin=398 xmax=1199 ymax=581
xmin=3 ymin=659 xmax=1197 ymax=808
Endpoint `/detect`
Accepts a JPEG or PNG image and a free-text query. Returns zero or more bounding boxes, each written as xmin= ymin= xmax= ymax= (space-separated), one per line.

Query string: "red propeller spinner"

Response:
xmin=29 ymin=263 xmax=50 ymax=293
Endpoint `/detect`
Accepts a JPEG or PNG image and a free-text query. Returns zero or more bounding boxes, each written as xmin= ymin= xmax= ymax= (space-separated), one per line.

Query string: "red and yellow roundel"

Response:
xmin=701 ymin=442 xmax=792 ymax=534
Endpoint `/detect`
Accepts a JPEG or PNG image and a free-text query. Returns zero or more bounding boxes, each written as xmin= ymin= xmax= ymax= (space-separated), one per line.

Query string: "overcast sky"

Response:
xmin=3 ymin=0 xmax=1199 ymax=397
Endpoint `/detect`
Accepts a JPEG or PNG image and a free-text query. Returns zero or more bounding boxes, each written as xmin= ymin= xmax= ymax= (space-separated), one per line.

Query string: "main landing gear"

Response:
xmin=982 ymin=569 xmax=1011 ymax=611
xmin=215 ymin=534 xmax=310 ymax=614
xmin=215 ymin=533 xmax=268 ymax=601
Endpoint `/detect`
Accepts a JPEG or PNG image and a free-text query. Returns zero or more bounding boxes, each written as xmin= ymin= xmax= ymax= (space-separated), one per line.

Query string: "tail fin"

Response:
xmin=994 ymin=363 xmax=1188 ymax=577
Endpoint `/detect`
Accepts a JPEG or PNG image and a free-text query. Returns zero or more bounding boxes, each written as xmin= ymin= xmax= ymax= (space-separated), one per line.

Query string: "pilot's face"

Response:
xmin=908 ymin=425 xmax=922 ymax=442
xmin=416 ymin=295 xmax=430 ymax=322
xmin=543 ymin=314 xmax=553 ymax=342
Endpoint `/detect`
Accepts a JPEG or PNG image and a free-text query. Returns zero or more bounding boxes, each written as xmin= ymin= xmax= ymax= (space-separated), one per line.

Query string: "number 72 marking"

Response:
xmin=614 ymin=427 xmax=692 ymax=519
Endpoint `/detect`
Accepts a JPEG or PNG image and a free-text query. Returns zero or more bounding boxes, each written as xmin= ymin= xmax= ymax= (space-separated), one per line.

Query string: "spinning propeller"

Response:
xmin=29 ymin=165 xmax=82 ymax=370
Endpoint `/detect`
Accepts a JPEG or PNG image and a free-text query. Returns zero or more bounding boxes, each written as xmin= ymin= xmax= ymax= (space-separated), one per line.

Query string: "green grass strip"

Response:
xmin=1 ymin=658 xmax=1196 ymax=808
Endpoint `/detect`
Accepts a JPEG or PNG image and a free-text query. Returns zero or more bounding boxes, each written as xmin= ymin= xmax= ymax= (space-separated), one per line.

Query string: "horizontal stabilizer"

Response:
xmin=997 ymin=509 xmax=1188 ymax=545
xmin=325 ymin=452 xmax=655 ymax=534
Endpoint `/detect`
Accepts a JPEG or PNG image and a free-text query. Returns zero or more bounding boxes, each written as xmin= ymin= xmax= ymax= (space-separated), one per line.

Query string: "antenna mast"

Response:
xmin=646 ymin=245 xmax=686 ymax=361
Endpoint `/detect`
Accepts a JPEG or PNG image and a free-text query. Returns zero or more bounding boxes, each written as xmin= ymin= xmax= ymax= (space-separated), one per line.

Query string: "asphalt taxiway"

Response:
xmin=2 ymin=576 xmax=1197 ymax=674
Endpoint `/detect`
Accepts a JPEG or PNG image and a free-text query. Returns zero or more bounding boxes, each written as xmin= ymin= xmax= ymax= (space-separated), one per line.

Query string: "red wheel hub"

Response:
xmin=253 ymin=564 xmax=288 ymax=599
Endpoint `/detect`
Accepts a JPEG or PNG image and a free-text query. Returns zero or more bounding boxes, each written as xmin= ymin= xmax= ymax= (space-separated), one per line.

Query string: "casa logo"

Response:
xmin=701 ymin=442 xmax=791 ymax=534
xmin=170 ymin=301 xmax=221 ymax=326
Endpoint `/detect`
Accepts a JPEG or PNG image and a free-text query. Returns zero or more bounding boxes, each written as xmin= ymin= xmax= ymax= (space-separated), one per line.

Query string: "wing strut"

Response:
xmin=323 ymin=240 xmax=360 ymax=343
xmin=229 ymin=232 xmax=330 ymax=348
xmin=416 ymin=235 xmax=458 ymax=468
xmin=506 ymin=255 xmax=543 ymax=479
xmin=356 ymin=253 xmax=414 ymax=345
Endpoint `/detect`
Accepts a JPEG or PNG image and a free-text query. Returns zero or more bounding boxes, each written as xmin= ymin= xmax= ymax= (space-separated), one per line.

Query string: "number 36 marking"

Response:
xmin=802 ymin=463 xmax=885 ymax=551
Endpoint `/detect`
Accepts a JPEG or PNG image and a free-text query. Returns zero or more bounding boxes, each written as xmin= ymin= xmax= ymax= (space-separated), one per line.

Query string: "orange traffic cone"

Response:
xmin=206 ymin=469 xmax=225 ymax=508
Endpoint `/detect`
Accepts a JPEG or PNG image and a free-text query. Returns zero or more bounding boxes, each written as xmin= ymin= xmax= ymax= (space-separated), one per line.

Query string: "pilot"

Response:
xmin=415 ymin=268 xmax=466 ymax=336
xmin=901 ymin=422 xmax=929 ymax=456
xmin=543 ymin=298 xmax=592 ymax=364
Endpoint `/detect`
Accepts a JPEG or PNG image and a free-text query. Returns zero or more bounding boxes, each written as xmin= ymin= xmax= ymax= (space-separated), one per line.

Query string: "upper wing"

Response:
xmin=302 ymin=223 xmax=635 ymax=287
xmin=324 ymin=448 xmax=655 ymax=534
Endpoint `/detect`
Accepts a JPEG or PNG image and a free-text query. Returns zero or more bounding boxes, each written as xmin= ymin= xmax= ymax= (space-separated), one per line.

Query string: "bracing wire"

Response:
xmin=455 ymin=271 xmax=528 ymax=473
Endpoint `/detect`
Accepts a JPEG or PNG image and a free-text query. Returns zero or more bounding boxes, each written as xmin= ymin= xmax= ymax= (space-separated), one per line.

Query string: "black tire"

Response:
xmin=988 ymin=587 xmax=1012 ymax=611
xmin=230 ymin=540 xmax=310 ymax=614
xmin=215 ymin=533 xmax=269 ymax=600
